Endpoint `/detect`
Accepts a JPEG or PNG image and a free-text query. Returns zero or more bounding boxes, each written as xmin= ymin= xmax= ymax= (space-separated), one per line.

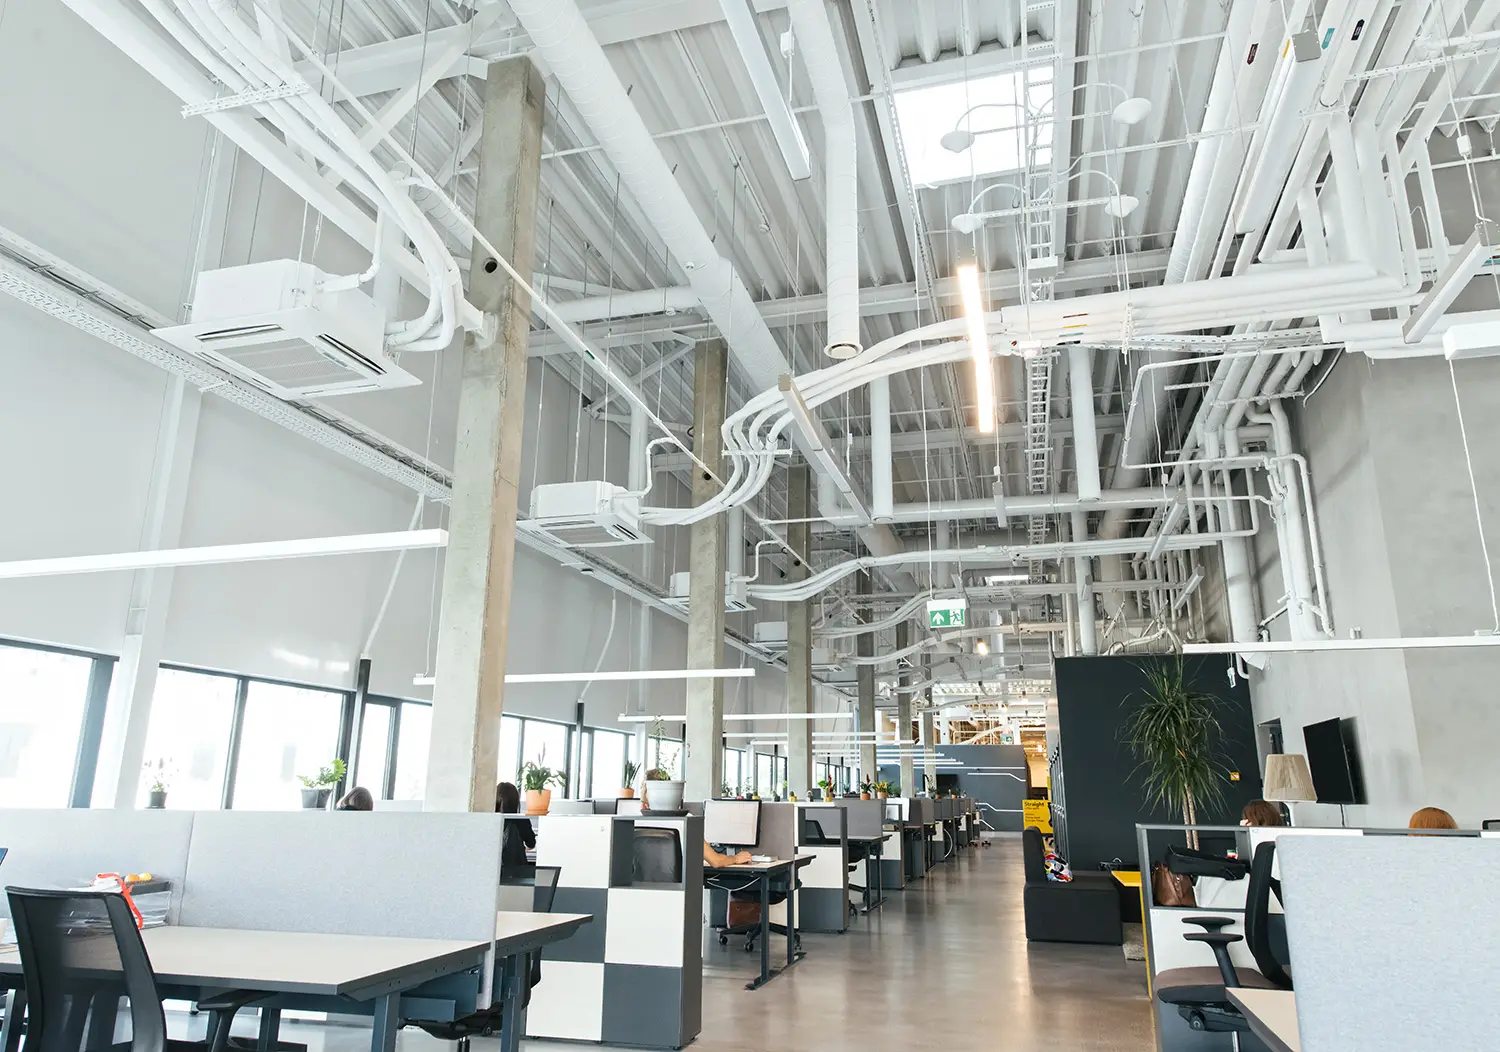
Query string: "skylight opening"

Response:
xmin=894 ymin=66 xmax=1056 ymax=187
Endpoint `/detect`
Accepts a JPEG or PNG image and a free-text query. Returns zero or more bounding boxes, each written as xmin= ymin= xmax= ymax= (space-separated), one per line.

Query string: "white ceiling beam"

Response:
xmin=888 ymin=38 xmax=1057 ymax=90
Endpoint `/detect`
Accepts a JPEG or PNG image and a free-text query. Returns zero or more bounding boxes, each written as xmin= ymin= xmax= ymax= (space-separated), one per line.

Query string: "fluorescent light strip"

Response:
xmin=956 ymin=264 xmax=995 ymax=434
xmin=1184 ymin=635 xmax=1500 ymax=655
xmin=0 ymin=529 xmax=450 ymax=580
xmin=617 ymin=712 xmax=853 ymax=723
xmin=414 ymin=667 xmax=757 ymax=688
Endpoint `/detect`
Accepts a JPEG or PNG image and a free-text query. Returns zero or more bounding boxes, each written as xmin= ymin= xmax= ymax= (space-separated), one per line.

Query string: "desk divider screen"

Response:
xmin=0 ymin=810 xmax=196 ymax=921
xmin=179 ymin=811 xmax=503 ymax=945
xmin=750 ymin=803 xmax=796 ymax=859
xmin=1279 ymin=834 xmax=1500 ymax=1051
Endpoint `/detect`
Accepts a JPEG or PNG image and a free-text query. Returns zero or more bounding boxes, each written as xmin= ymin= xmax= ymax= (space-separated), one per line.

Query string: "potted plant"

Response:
xmin=1122 ymin=657 xmax=1231 ymax=848
xmin=874 ymin=780 xmax=892 ymax=800
xmin=858 ymin=779 xmax=873 ymax=801
xmin=620 ymin=759 xmax=640 ymax=799
xmin=520 ymin=751 xmax=564 ymax=815
xmin=817 ymin=777 xmax=834 ymax=802
xmin=642 ymin=719 xmax=685 ymax=812
xmin=145 ymin=758 xmax=171 ymax=809
xmin=297 ymin=758 xmax=346 ymax=809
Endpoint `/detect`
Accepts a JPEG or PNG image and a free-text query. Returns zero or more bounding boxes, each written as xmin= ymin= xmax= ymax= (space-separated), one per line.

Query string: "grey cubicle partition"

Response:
xmin=179 ymin=810 xmax=504 ymax=943
xmin=1280 ymin=834 xmax=1500 ymax=1052
xmin=0 ymin=809 xmax=196 ymax=920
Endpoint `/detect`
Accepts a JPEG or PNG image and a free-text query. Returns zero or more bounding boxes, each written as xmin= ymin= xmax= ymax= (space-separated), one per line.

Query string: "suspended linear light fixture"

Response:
xmin=956 ymin=263 xmax=995 ymax=434
xmin=414 ymin=667 xmax=759 ymax=687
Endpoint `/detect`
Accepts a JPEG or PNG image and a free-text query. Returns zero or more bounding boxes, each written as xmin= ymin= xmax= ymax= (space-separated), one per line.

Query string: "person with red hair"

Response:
xmin=1408 ymin=806 xmax=1458 ymax=830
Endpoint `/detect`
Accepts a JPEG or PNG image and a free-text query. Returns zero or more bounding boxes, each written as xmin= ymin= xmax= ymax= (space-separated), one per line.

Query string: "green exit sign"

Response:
xmin=926 ymin=598 xmax=967 ymax=629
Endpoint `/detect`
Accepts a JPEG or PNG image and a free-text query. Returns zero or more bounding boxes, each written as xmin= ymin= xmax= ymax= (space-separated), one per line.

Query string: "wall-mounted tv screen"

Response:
xmin=1302 ymin=717 xmax=1366 ymax=805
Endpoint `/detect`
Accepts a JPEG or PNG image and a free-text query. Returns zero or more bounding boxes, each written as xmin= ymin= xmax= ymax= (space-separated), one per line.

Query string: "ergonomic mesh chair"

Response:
xmin=1154 ymin=842 xmax=1291 ymax=1035
xmin=631 ymin=829 xmax=683 ymax=883
xmin=5 ymin=887 xmax=257 ymax=1052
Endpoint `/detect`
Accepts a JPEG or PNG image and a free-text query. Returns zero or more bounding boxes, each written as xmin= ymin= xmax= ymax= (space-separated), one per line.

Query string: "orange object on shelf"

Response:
xmin=92 ymin=873 xmax=145 ymax=929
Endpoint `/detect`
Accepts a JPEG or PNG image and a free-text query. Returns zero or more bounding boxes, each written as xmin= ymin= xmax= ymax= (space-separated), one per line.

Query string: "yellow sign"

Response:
xmin=1022 ymin=799 xmax=1052 ymax=833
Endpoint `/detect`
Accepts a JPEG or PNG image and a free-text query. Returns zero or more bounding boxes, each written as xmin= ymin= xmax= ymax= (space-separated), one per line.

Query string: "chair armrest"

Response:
xmin=1182 ymin=916 xmax=1236 ymax=932
xmin=1182 ymin=932 xmax=1242 ymax=988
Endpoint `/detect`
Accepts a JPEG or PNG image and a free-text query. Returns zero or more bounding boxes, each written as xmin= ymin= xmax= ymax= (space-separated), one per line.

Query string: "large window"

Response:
xmin=648 ymin=736 xmax=682 ymax=780
xmin=137 ymin=668 xmax=238 ymax=809
xmin=231 ymin=682 xmax=344 ymax=810
xmin=590 ymin=729 xmax=629 ymax=798
xmin=755 ymin=752 xmax=773 ymax=795
xmin=498 ymin=716 xmax=522 ymax=787
xmin=0 ymin=642 xmax=98 ymax=807
xmin=352 ymin=698 xmax=431 ymax=801
xmin=392 ymin=703 xmax=430 ymax=800
xmin=521 ymin=719 xmax=570 ymax=794
xmin=722 ymin=748 xmax=743 ymax=795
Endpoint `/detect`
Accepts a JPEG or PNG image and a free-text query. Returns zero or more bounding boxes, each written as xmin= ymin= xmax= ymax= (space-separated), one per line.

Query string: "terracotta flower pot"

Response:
xmin=524 ymin=789 xmax=551 ymax=815
xmin=860 ymin=793 xmax=871 ymax=801
xmin=620 ymin=787 xmax=636 ymax=799
xmin=876 ymin=792 xmax=889 ymax=800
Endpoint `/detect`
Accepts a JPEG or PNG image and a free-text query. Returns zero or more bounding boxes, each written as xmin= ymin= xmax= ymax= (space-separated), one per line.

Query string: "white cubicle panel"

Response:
xmin=0 ymin=809 xmax=196 ymax=920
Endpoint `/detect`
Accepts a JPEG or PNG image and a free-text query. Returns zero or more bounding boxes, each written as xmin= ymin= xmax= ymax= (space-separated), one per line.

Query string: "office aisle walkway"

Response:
xmin=686 ymin=837 xmax=1155 ymax=1052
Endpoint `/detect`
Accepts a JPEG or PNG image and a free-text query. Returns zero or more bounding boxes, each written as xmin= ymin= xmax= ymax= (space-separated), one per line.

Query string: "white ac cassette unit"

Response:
xmin=154 ymin=259 xmax=420 ymax=399
xmin=753 ymin=621 xmax=788 ymax=650
xmin=666 ymin=571 xmax=753 ymax=613
xmin=812 ymin=647 xmax=844 ymax=673
xmin=522 ymin=481 xmax=648 ymax=548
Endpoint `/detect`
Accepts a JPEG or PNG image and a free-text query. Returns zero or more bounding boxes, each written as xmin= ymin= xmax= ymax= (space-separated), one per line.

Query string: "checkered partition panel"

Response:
xmin=527 ymin=813 xmax=703 ymax=1050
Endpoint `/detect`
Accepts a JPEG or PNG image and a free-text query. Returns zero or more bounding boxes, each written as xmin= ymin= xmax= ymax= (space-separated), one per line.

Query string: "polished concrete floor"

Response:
xmin=232 ymin=837 xmax=1155 ymax=1052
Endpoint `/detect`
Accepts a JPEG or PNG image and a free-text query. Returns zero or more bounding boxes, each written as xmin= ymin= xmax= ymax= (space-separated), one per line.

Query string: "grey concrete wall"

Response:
xmin=1250 ymin=352 xmax=1500 ymax=828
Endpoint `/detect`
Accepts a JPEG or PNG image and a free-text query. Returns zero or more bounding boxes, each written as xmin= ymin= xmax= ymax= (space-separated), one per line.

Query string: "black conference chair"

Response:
xmin=400 ymin=866 xmax=564 ymax=1052
xmin=632 ymin=828 xmax=683 ymax=883
xmin=1154 ymin=842 xmax=1292 ymax=1034
xmin=5 ymin=887 xmax=257 ymax=1052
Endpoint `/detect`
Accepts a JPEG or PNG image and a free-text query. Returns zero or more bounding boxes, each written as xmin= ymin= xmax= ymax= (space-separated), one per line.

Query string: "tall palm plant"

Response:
xmin=1122 ymin=658 xmax=1231 ymax=834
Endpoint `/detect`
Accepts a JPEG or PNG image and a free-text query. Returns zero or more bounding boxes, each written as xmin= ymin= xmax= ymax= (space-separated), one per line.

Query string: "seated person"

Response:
xmin=334 ymin=786 xmax=374 ymax=811
xmin=705 ymin=842 xmax=753 ymax=868
xmin=1240 ymin=799 xmax=1284 ymax=827
xmin=497 ymin=781 xmax=537 ymax=875
xmin=1409 ymin=806 xmax=1458 ymax=830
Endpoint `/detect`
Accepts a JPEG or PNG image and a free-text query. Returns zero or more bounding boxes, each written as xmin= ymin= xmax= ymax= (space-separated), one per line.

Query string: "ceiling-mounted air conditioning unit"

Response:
xmin=812 ymin=648 xmax=844 ymax=673
xmin=665 ymin=571 xmax=753 ymax=613
xmin=521 ymin=481 xmax=648 ymax=548
xmin=153 ymin=260 xmax=420 ymax=399
xmin=753 ymin=621 xmax=788 ymax=651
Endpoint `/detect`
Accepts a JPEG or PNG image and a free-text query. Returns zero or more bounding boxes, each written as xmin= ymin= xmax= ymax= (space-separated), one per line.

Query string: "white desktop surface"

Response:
xmin=1228 ymin=989 xmax=1299 ymax=1052
xmin=0 ymin=926 xmax=488 ymax=997
xmin=706 ymin=853 xmax=815 ymax=871
xmin=494 ymin=911 xmax=591 ymax=944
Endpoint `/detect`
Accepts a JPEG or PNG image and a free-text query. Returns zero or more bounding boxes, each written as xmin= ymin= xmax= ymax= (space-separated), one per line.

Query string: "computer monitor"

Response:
xmin=548 ymin=799 xmax=593 ymax=816
xmin=703 ymin=799 xmax=761 ymax=848
xmin=884 ymin=802 xmax=902 ymax=823
xmin=617 ymin=798 xmax=644 ymax=817
xmin=592 ymin=798 xmax=619 ymax=815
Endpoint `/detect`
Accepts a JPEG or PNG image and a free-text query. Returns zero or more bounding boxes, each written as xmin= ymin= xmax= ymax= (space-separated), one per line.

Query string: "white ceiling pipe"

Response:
xmin=551 ymin=286 xmax=701 ymax=323
xmin=785 ymin=0 xmax=860 ymax=360
xmin=887 ymin=487 xmax=1179 ymax=525
xmin=503 ymin=0 xmax=790 ymax=390
xmin=1068 ymin=346 xmax=1101 ymax=503
xmin=869 ymin=376 xmax=893 ymax=522
xmin=716 ymin=0 xmax=811 ymax=181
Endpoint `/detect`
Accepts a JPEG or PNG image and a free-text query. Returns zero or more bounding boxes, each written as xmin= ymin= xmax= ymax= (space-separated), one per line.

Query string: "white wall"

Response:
xmin=0 ymin=0 xmax=792 ymax=773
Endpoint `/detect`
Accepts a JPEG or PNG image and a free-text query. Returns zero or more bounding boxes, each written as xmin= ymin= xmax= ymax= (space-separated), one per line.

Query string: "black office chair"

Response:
xmin=5 ymin=887 xmax=258 ymax=1052
xmin=632 ymin=829 xmax=683 ymax=883
xmin=1154 ymin=842 xmax=1291 ymax=1034
xmin=400 ymin=866 xmax=564 ymax=1052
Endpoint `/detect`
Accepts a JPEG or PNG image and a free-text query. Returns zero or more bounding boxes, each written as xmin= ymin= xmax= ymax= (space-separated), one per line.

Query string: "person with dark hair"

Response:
xmin=334 ymin=786 xmax=374 ymax=811
xmin=497 ymin=781 xmax=536 ymax=875
xmin=1240 ymin=799 xmax=1284 ymax=827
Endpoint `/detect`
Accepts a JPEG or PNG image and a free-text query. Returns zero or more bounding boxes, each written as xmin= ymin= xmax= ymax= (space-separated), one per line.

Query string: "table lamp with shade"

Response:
xmin=1263 ymin=753 xmax=1317 ymax=825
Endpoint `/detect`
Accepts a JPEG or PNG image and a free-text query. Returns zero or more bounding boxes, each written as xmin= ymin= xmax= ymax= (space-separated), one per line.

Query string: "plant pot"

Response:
xmin=147 ymin=791 xmax=167 ymax=810
xmin=876 ymin=792 xmax=889 ymax=800
xmin=822 ymin=791 xmax=833 ymax=802
xmin=524 ymin=789 xmax=552 ymax=815
xmin=860 ymin=793 xmax=871 ymax=801
xmin=644 ymin=779 xmax=685 ymax=812
xmin=619 ymin=787 xmax=636 ymax=799
xmin=301 ymin=788 xmax=331 ymax=809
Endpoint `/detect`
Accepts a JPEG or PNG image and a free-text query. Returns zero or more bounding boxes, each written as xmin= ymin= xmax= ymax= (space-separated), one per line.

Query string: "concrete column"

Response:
xmin=1072 ymin=509 xmax=1099 ymax=655
xmin=684 ymin=339 xmax=728 ymax=802
xmin=895 ymin=621 xmax=914 ymax=797
xmin=425 ymin=58 xmax=545 ymax=812
xmin=855 ymin=570 xmax=876 ymax=782
xmin=786 ymin=465 xmax=814 ymax=799
xmin=921 ymin=704 xmax=937 ymax=794
xmin=93 ymin=377 xmax=201 ymax=807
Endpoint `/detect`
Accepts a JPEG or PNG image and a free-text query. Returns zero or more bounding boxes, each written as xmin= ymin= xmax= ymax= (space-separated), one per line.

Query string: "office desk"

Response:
xmin=1227 ymin=989 xmax=1299 ymax=1052
xmin=0 ymin=915 xmax=588 ymax=1052
xmin=847 ymin=833 xmax=889 ymax=913
xmin=704 ymin=856 xmax=813 ymax=991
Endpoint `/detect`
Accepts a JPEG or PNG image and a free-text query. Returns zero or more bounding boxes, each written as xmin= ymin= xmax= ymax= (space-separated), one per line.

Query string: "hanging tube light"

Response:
xmin=956 ymin=263 xmax=995 ymax=434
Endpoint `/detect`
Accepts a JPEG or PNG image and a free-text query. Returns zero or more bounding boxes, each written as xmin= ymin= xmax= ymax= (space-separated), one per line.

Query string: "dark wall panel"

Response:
xmin=879 ymin=743 xmax=1027 ymax=831
xmin=1054 ymin=655 xmax=1262 ymax=870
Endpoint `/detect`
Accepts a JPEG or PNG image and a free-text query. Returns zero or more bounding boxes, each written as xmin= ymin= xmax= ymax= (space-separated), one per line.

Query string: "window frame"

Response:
xmin=0 ymin=636 xmax=116 ymax=809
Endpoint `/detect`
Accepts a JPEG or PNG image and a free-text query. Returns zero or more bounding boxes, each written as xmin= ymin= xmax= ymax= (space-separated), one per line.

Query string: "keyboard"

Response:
xmin=750 ymin=854 xmax=774 ymax=863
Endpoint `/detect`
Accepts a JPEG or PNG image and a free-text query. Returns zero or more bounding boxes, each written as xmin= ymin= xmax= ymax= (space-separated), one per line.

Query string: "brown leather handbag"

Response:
xmin=727 ymin=899 xmax=762 ymax=928
xmin=1151 ymin=862 xmax=1197 ymax=907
